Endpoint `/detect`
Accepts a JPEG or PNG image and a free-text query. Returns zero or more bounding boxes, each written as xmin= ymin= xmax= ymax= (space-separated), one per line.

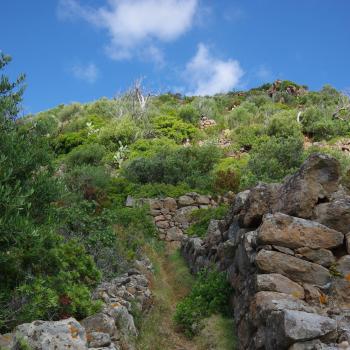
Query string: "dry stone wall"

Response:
xmin=181 ymin=154 xmax=350 ymax=350
xmin=126 ymin=192 xmax=232 ymax=242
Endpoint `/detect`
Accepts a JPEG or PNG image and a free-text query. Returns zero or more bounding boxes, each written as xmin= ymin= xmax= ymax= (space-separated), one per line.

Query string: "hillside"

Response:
xmin=1 ymin=53 xmax=350 ymax=350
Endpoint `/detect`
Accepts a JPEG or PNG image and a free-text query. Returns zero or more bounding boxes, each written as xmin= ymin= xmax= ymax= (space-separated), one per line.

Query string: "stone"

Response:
xmin=332 ymin=256 xmax=350 ymax=304
xmin=80 ymin=313 xmax=116 ymax=336
xmin=274 ymin=153 xmax=340 ymax=219
xmin=155 ymin=220 xmax=169 ymax=229
xmin=166 ymin=227 xmax=183 ymax=241
xmin=346 ymin=233 xmax=350 ymax=254
xmin=88 ymin=332 xmax=111 ymax=348
xmin=0 ymin=333 xmax=13 ymax=349
xmin=125 ymin=196 xmax=134 ymax=208
xmin=303 ymin=283 xmax=322 ymax=304
xmin=14 ymin=318 xmax=87 ymax=350
xmin=258 ymin=213 xmax=344 ymax=250
xmin=173 ymin=206 xmax=198 ymax=224
xmin=108 ymin=305 xmax=138 ymax=337
xmin=314 ymin=192 xmax=350 ymax=234
xmin=288 ymin=340 xmax=331 ymax=350
xmin=253 ymin=292 xmax=315 ymax=319
xmin=197 ymin=195 xmax=211 ymax=205
xmin=273 ymin=245 xmax=295 ymax=255
xmin=255 ymin=250 xmax=331 ymax=286
xmin=163 ymin=197 xmax=177 ymax=211
xmin=239 ymin=183 xmax=280 ymax=228
xmin=148 ymin=199 xmax=162 ymax=210
xmin=154 ymin=215 xmax=165 ymax=222
xmin=231 ymin=190 xmax=250 ymax=215
xmin=266 ymin=310 xmax=336 ymax=348
xmin=337 ymin=255 xmax=350 ymax=276
xmin=178 ymin=195 xmax=195 ymax=207
xmin=205 ymin=220 xmax=224 ymax=246
xmin=256 ymin=273 xmax=305 ymax=299
xmin=295 ymin=247 xmax=335 ymax=267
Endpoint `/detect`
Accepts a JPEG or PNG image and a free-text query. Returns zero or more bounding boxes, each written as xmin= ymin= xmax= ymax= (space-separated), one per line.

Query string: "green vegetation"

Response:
xmin=174 ymin=269 xmax=233 ymax=337
xmin=187 ymin=205 xmax=229 ymax=237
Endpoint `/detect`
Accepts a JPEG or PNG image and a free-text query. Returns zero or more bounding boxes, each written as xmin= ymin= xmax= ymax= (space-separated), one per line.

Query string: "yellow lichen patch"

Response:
xmin=291 ymin=291 xmax=303 ymax=299
xmin=319 ymin=293 xmax=328 ymax=305
xmin=69 ymin=325 xmax=80 ymax=339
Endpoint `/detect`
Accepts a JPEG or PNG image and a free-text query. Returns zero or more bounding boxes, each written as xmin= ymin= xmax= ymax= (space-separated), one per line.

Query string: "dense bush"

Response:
xmin=66 ymin=143 xmax=106 ymax=167
xmin=152 ymin=115 xmax=197 ymax=143
xmin=174 ymin=270 xmax=232 ymax=337
xmin=98 ymin=117 xmax=141 ymax=149
xmin=52 ymin=131 xmax=86 ymax=154
xmin=187 ymin=206 xmax=228 ymax=237
xmin=123 ymin=145 xmax=222 ymax=191
xmin=244 ymin=136 xmax=304 ymax=185
xmin=301 ymin=107 xmax=349 ymax=140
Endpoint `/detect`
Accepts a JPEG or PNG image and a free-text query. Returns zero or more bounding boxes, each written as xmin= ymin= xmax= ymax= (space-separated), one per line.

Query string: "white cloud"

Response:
xmin=58 ymin=0 xmax=198 ymax=61
xmin=185 ymin=44 xmax=244 ymax=96
xmin=256 ymin=65 xmax=273 ymax=81
xmin=71 ymin=62 xmax=99 ymax=84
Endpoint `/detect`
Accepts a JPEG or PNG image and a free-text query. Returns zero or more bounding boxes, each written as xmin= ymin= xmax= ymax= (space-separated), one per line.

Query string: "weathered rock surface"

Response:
xmin=256 ymin=250 xmax=331 ymax=286
xmin=256 ymin=274 xmax=305 ymax=299
xmin=258 ymin=213 xmax=344 ymax=250
xmin=13 ymin=318 xmax=87 ymax=350
xmin=295 ymin=247 xmax=335 ymax=267
xmin=314 ymin=191 xmax=350 ymax=234
xmin=274 ymin=153 xmax=340 ymax=218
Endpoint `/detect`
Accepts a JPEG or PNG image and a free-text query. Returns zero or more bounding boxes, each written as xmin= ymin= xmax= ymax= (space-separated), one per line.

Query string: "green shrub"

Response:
xmin=56 ymin=103 xmax=82 ymax=122
xmin=65 ymin=165 xmax=110 ymax=200
xmin=301 ymin=107 xmax=349 ymax=140
xmin=174 ymin=270 xmax=232 ymax=337
xmin=66 ymin=143 xmax=106 ymax=167
xmin=231 ymin=124 xmax=267 ymax=150
xmin=123 ymin=145 xmax=222 ymax=191
xmin=152 ymin=115 xmax=197 ymax=143
xmin=129 ymin=138 xmax=178 ymax=159
xmin=267 ymin=110 xmax=303 ymax=139
xmin=178 ymin=104 xmax=200 ymax=124
xmin=246 ymin=136 xmax=304 ymax=184
xmin=98 ymin=117 xmax=140 ymax=150
xmin=52 ymin=131 xmax=86 ymax=154
xmin=187 ymin=206 xmax=228 ymax=237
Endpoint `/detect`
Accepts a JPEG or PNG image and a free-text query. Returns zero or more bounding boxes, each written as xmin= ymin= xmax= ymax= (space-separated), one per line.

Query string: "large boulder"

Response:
xmin=265 ymin=310 xmax=337 ymax=348
xmin=258 ymin=213 xmax=344 ymax=250
xmin=13 ymin=318 xmax=87 ymax=350
xmin=255 ymin=250 xmax=331 ymax=286
xmin=239 ymin=183 xmax=280 ymax=228
xmin=80 ymin=313 xmax=116 ymax=337
xmin=273 ymin=154 xmax=340 ymax=219
xmin=314 ymin=191 xmax=350 ymax=234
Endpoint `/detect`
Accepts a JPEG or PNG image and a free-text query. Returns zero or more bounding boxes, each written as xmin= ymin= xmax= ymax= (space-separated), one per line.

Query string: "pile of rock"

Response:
xmin=182 ymin=154 xmax=350 ymax=349
xmin=199 ymin=116 xmax=216 ymax=129
xmin=0 ymin=259 xmax=153 ymax=350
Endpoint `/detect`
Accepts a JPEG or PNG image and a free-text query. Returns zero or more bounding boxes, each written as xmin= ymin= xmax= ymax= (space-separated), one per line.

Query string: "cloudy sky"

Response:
xmin=2 ymin=0 xmax=350 ymax=113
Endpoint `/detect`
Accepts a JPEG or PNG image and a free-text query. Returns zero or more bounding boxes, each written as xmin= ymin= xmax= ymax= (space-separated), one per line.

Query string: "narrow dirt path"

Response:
xmin=136 ymin=243 xmax=199 ymax=350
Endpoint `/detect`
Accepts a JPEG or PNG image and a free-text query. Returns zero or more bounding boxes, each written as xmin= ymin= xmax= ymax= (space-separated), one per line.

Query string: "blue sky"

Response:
xmin=1 ymin=0 xmax=350 ymax=114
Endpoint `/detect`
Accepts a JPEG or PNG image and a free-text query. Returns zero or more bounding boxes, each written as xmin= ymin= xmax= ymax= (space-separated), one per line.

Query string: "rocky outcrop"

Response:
xmin=181 ymin=154 xmax=350 ymax=349
xmin=2 ymin=259 xmax=153 ymax=350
